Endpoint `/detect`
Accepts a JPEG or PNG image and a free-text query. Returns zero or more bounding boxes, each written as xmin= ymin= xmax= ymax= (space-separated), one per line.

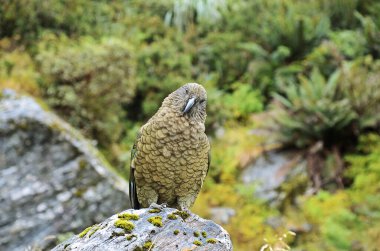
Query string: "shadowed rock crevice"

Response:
xmin=0 ymin=90 xmax=130 ymax=251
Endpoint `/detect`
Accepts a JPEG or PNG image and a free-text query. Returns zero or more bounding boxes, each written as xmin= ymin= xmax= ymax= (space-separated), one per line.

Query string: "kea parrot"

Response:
xmin=129 ymin=83 xmax=210 ymax=211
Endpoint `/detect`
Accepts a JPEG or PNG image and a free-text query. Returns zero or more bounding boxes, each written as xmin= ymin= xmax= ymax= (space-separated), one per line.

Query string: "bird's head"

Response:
xmin=164 ymin=83 xmax=207 ymax=122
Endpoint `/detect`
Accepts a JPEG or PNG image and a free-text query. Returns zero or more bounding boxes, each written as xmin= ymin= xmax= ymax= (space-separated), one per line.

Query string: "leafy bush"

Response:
xmin=338 ymin=57 xmax=380 ymax=129
xmin=0 ymin=44 xmax=40 ymax=95
xmin=223 ymin=84 xmax=263 ymax=120
xmin=133 ymin=36 xmax=193 ymax=120
xmin=316 ymin=0 xmax=359 ymax=28
xmin=355 ymin=12 xmax=380 ymax=58
xmin=0 ymin=0 xmax=125 ymax=43
xmin=274 ymin=57 xmax=380 ymax=148
xmin=272 ymin=60 xmax=380 ymax=189
xmin=295 ymin=134 xmax=380 ymax=250
xmin=273 ymin=67 xmax=356 ymax=148
xmin=225 ymin=0 xmax=330 ymax=58
xmin=329 ymin=30 xmax=368 ymax=59
xmin=36 ymin=36 xmax=136 ymax=146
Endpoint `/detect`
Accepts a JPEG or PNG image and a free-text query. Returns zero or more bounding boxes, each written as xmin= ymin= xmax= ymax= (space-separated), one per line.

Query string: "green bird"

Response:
xmin=129 ymin=83 xmax=210 ymax=211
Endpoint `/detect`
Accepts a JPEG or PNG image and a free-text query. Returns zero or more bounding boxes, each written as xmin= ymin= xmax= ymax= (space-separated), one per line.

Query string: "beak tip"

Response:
xmin=183 ymin=97 xmax=196 ymax=114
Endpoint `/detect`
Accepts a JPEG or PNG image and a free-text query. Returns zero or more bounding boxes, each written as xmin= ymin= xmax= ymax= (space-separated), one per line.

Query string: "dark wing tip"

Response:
xmin=129 ymin=134 xmax=141 ymax=209
xmin=207 ymin=150 xmax=211 ymax=176
xmin=129 ymin=166 xmax=140 ymax=209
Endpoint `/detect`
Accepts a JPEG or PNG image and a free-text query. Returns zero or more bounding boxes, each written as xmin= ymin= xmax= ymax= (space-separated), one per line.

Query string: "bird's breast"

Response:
xmin=135 ymin=114 xmax=209 ymax=184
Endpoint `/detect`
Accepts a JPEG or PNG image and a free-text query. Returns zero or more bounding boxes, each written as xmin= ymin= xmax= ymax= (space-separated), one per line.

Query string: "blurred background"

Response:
xmin=1 ymin=0 xmax=380 ymax=250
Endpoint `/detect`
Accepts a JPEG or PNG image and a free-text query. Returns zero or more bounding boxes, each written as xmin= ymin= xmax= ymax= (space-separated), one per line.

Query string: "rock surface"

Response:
xmin=53 ymin=207 xmax=232 ymax=251
xmin=241 ymin=150 xmax=306 ymax=202
xmin=0 ymin=90 xmax=130 ymax=251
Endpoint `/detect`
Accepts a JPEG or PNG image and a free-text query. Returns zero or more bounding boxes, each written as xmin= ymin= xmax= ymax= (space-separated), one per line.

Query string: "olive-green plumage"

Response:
xmin=129 ymin=83 xmax=210 ymax=210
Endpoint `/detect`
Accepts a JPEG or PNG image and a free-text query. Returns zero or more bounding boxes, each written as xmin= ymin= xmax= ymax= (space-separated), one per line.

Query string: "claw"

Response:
xmin=149 ymin=203 xmax=167 ymax=210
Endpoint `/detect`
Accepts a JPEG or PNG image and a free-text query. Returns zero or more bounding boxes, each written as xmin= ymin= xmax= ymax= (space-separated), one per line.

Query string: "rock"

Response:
xmin=210 ymin=207 xmax=236 ymax=225
xmin=0 ymin=90 xmax=130 ymax=251
xmin=52 ymin=207 xmax=232 ymax=251
xmin=241 ymin=150 xmax=306 ymax=202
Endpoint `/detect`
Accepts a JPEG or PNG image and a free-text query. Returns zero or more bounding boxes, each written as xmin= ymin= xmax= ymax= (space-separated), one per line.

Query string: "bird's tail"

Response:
xmin=129 ymin=167 xmax=140 ymax=209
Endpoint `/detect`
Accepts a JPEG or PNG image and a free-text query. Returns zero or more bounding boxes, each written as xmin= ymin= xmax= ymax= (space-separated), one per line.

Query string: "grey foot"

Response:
xmin=149 ymin=203 xmax=167 ymax=210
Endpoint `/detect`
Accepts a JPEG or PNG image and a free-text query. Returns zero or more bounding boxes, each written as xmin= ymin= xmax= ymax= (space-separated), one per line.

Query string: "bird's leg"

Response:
xmin=177 ymin=197 xmax=194 ymax=217
xmin=139 ymin=186 xmax=158 ymax=208
xmin=149 ymin=202 xmax=167 ymax=210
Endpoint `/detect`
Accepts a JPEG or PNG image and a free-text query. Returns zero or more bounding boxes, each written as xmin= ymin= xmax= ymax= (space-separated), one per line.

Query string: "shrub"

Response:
xmin=0 ymin=0 xmax=125 ymax=43
xmin=0 ymin=46 xmax=40 ymax=95
xmin=223 ymin=83 xmax=263 ymax=120
xmin=271 ymin=60 xmax=380 ymax=189
xmin=296 ymin=134 xmax=380 ymax=250
xmin=329 ymin=30 xmax=368 ymax=59
xmin=274 ymin=57 xmax=380 ymax=148
xmin=225 ymin=0 xmax=330 ymax=59
xmin=36 ymin=36 xmax=136 ymax=146
xmin=133 ymin=36 xmax=193 ymax=120
xmin=273 ymin=67 xmax=356 ymax=148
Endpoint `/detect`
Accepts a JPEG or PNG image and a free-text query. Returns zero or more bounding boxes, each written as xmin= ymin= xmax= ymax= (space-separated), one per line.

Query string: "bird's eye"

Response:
xmin=184 ymin=88 xmax=189 ymax=94
xmin=200 ymin=99 xmax=206 ymax=104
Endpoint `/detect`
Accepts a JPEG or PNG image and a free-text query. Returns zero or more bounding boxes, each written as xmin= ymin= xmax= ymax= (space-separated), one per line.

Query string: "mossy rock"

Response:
xmin=147 ymin=216 xmax=163 ymax=227
xmin=114 ymin=219 xmax=135 ymax=233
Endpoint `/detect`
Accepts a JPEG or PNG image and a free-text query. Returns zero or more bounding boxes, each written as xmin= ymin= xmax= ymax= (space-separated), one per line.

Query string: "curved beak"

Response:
xmin=183 ymin=97 xmax=196 ymax=114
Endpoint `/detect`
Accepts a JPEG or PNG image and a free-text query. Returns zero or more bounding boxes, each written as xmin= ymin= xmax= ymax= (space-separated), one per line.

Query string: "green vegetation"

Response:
xmin=193 ymin=240 xmax=202 ymax=246
xmin=126 ymin=234 xmax=136 ymax=241
xmin=143 ymin=241 xmax=154 ymax=250
xmin=2 ymin=0 xmax=380 ymax=250
xmin=173 ymin=210 xmax=190 ymax=220
xmin=167 ymin=213 xmax=177 ymax=220
xmin=147 ymin=216 xmax=163 ymax=227
xmin=206 ymin=238 xmax=217 ymax=244
xmin=118 ymin=213 xmax=139 ymax=221
xmin=78 ymin=226 xmax=92 ymax=238
xmin=114 ymin=219 xmax=135 ymax=233
xmin=148 ymin=208 xmax=161 ymax=214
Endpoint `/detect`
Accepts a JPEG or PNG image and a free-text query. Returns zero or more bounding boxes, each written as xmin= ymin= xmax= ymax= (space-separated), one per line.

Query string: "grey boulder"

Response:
xmin=0 ymin=90 xmax=130 ymax=251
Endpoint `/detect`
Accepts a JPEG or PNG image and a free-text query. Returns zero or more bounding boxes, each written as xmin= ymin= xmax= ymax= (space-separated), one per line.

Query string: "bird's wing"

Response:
xmin=207 ymin=149 xmax=211 ymax=175
xmin=129 ymin=132 xmax=141 ymax=209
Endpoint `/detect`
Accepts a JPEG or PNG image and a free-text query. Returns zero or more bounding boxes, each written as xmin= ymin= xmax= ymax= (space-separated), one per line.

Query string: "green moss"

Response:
xmin=193 ymin=240 xmax=202 ymax=246
xmin=148 ymin=208 xmax=161 ymax=213
xmin=173 ymin=230 xmax=180 ymax=235
xmin=78 ymin=159 xmax=87 ymax=170
xmin=118 ymin=213 xmax=139 ymax=221
xmin=73 ymin=188 xmax=87 ymax=197
xmin=133 ymin=247 xmax=143 ymax=251
xmin=88 ymin=225 xmax=100 ymax=237
xmin=201 ymin=231 xmax=207 ymax=238
xmin=206 ymin=238 xmax=217 ymax=244
xmin=143 ymin=241 xmax=154 ymax=249
xmin=147 ymin=216 xmax=163 ymax=227
xmin=193 ymin=231 xmax=200 ymax=237
xmin=173 ymin=210 xmax=190 ymax=220
xmin=78 ymin=226 xmax=92 ymax=238
xmin=111 ymin=231 xmax=124 ymax=237
xmin=167 ymin=213 xmax=177 ymax=220
xmin=126 ymin=234 xmax=137 ymax=241
xmin=114 ymin=219 xmax=135 ymax=233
